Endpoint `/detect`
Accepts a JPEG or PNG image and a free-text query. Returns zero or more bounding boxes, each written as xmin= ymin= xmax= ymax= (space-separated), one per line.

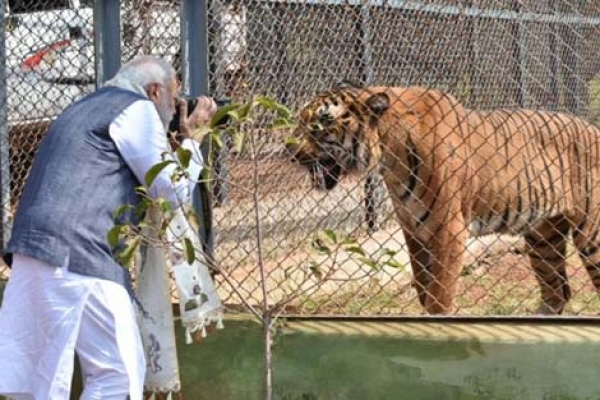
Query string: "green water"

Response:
xmin=2 ymin=281 xmax=600 ymax=399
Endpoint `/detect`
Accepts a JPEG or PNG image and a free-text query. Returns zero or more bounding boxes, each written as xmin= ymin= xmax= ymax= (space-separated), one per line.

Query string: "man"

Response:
xmin=0 ymin=56 xmax=217 ymax=399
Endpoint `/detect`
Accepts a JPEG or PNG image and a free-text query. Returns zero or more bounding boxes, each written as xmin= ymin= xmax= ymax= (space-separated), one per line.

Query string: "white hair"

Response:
xmin=103 ymin=56 xmax=177 ymax=128
xmin=111 ymin=55 xmax=176 ymax=90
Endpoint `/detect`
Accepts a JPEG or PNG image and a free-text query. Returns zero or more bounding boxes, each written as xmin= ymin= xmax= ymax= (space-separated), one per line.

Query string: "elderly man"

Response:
xmin=0 ymin=56 xmax=216 ymax=400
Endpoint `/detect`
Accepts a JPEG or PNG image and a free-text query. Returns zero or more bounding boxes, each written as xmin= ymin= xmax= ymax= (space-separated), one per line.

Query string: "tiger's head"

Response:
xmin=287 ymin=86 xmax=390 ymax=190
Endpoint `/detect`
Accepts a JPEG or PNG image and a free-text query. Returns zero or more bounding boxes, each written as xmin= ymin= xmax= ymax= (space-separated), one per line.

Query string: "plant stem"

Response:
xmin=250 ymin=123 xmax=273 ymax=400
xmin=262 ymin=312 xmax=273 ymax=400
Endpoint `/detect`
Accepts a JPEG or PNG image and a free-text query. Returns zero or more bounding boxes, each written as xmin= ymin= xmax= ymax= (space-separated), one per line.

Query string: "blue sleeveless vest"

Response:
xmin=5 ymin=87 xmax=149 ymax=289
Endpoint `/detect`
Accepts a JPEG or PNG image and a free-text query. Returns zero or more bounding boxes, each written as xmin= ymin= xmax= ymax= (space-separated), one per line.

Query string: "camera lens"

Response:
xmin=167 ymin=97 xmax=232 ymax=136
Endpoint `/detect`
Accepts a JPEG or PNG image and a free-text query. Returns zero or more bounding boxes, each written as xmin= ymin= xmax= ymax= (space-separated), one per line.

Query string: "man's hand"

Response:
xmin=178 ymin=96 xmax=218 ymax=141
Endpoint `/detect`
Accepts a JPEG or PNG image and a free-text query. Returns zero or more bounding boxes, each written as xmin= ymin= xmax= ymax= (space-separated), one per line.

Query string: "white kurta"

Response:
xmin=0 ymin=255 xmax=145 ymax=400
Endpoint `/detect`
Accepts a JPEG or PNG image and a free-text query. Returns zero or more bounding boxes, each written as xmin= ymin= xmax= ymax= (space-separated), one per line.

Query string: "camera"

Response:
xmin=168 ymin=97 xmax=231 ymax=138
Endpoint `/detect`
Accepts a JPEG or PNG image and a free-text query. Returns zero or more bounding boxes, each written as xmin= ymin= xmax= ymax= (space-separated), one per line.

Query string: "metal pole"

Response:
xmin=360 ymin=1 xmax=381 ymax=233
xmin=93 ymin=0 xmax=121 ymax=86
xmin=181 ymin=0 xmax=210 ymax=96
xmin=181 ymin=0 xmax=216 ymax=267
xmin=515 ymin=3 xmax=529 ymax=108
xmin=548 ymin=0 xmax=559 ymax=111
xmin=0 ymin=0 xmax=10 ymax=248
xmin=360 ymin=1 xmax=374 ymax=85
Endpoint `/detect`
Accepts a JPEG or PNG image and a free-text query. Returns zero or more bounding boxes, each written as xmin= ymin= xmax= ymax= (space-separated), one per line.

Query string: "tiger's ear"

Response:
xmin=365 ymin=93 xmax=390 ymax=116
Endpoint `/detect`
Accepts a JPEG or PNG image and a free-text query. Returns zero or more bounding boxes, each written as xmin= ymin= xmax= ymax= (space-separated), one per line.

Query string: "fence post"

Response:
xmin=93 ymin=0 xmax=121 ymax=85
xmin=360 ymin=1 xmax=374 ymax=86
xmin=181 ymin=0 xmax=217 ymax=267
xmin=516 ymin=3 xmax=530 ymax=108
xmin=181 ymin=0 xmax=209 ymax=96
xmin=0 ymin=0 xmax=9 ymax=249
xmin=548 ymin=0 xmax=560 ymax=111
xmin=360 ymin=0 xmax=382 ymax=233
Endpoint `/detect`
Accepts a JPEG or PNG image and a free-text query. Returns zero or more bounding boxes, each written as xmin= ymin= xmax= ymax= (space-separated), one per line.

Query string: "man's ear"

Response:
xmin=146 ymin=82 xmax=160 ymax=102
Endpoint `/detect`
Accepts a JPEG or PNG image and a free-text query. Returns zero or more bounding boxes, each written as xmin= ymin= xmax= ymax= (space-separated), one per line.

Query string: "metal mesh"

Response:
xmin=207 ymin=0 xmax=600 ymax=317
xmin=3 ymin=0 xmax=600 ymax=317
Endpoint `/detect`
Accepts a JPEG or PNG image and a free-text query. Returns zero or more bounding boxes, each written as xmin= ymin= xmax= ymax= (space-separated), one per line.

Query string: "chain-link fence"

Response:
xmin=3 ymin=0 xmax=600 ymax=317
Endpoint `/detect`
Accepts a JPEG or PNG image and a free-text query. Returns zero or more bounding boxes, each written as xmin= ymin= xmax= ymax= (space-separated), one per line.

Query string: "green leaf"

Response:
xmin=192 ymin=125 xmax=213 ymax=143
xmin=160 ymin=199 xmax=173 ymax=214
xmin=233 ymin=132 xmax=245 ymax=154
xmin=135 ymin=186 xmax=149 ymax=197
xmin=254 ymin=96 xmax=292 ymax=117
xmin=269 ymin=118 xmax=296 ymax=130
xmin=107 ymin=225 xmax=124 ymax=248
xmin=310 ymin=238 xmax=331 ymax=255
xmin=343 ymin=236 xmax=358 ymax=245
xmin=186 ymin=208 xmax=201 ymax=232
xmin=380 ymin=249 xmax=399 ymax=260
xmin=308 ymin=262 xmax=323 ymax=280
xmin=210 ymin=103 xmax=240 ymax=127
xmin=322 ymin=229 xmax=338 ymax=245
xmin=117 ymin=236 xmax=140 ymax=269
xmin=210 ymin=132 xmax=223 ymax=149
xmin=112 ymin=204 xmax=133 ymax=220
xmin=235 ymin=103 xmax=252 ymax=121
xmin=358 ymin=256 xmax=379 ymax=270
xmin=135 ymin=199 xmax=151 ymax=219
xmin=145 ymin=160 xmax=176 ymax=187
xmin=176 ymin=147 xmax=192 ymax=169
xmin=345 ymin=245 xmax=366 ymax=257
xmin=384 ymin=259 xmax=405 ymax=270
xmin=183 ymin=237 xmax=195 ymax=264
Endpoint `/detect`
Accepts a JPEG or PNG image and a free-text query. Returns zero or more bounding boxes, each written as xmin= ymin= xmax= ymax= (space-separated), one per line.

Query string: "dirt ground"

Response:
xmin=3 ymin=157 xmax=599 ymax=317
xmin=211 ymin=158 xmax=600 ymax=317
xmin=215 ymin=221 xmax=600 ymax=317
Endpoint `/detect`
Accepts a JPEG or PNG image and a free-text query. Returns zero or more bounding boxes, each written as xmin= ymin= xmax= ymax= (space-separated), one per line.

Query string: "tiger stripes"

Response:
xmin=288 ymin=84 xmax=600 ymax=315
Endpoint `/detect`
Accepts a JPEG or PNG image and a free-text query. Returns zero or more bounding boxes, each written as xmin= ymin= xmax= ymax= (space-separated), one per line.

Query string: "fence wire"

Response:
xmin=3 ymin=0 xmax=600 ymax=317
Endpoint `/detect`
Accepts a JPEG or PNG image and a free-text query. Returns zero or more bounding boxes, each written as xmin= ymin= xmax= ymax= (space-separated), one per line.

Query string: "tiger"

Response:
xmin=287 ymin=83 xmax=600 ymax=315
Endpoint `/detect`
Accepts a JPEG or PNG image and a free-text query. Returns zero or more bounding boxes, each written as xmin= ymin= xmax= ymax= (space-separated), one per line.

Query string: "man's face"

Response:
xmin=148 ymin=77 xmax=180 ymax=129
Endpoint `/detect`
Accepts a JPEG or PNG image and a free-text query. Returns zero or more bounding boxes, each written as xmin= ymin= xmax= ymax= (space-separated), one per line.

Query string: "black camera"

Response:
xmin=168 ymin=97 xmax=231 ymax=138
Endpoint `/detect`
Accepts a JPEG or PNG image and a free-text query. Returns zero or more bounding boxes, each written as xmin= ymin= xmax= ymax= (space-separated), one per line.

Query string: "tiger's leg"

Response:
xmin=421 ymin=219 xmax=468 ymax=314
xmin=403 ymin=231 xmax=431 ymax=309
xmin=572 ymin=217 xmax=600 ymax=310
xmin=524 ymin=215 xmax=572 ymax=315
xmin=395 ymin=196 xmax=466 ymax=314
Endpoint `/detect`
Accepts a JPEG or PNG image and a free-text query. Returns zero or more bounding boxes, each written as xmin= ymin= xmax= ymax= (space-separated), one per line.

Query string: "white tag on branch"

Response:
xmin=167 ymin=209 xmax=224 ymax=344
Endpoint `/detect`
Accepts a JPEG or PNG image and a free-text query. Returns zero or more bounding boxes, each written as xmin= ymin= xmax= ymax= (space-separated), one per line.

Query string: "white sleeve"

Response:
xmin=108 ymin=99 xmax=204 ymax=206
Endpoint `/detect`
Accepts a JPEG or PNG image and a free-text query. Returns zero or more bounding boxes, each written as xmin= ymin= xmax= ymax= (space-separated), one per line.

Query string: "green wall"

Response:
xmin=2 ymin=282 xmax=600 ymax=399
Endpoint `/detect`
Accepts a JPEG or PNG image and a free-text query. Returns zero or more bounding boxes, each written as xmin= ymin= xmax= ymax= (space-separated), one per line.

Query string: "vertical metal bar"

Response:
xmin=93 ymin=0 xmax=121 ymax=86
xmin=516 ymin=3 xmax=529 ymax=108
xmin=360 ymin=1 xmax=381 ymax=233
xmin=548 ymin=0 xmax=559 ymax=111
xmin=471 ymin=10 xmax=480 ymax=107
xmin=0 ymin=0 xmax=10 ymax=248
xmin=562 ymin=24 xmax=583 ymax=114
xmin=181 ymin=0 xmax=216 ymax=266
xmin=360 ymin=1 xmax=374 ymax=86
xmin=181 ymin=0 xmax=210 ymax=96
